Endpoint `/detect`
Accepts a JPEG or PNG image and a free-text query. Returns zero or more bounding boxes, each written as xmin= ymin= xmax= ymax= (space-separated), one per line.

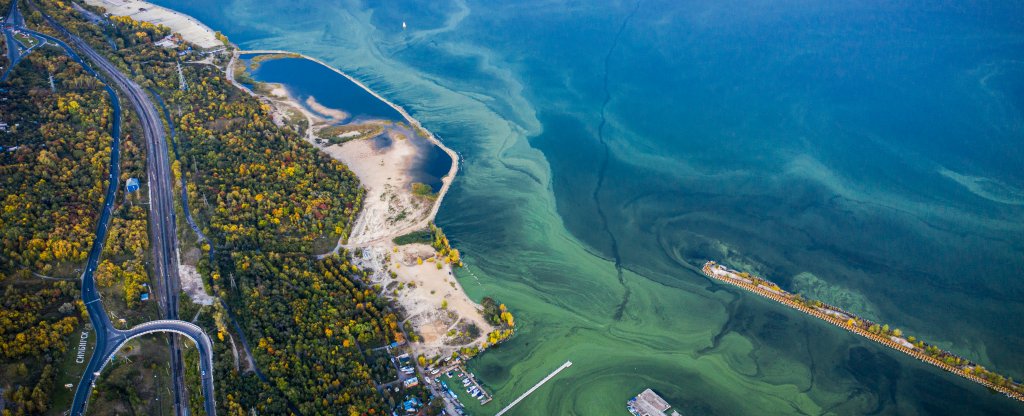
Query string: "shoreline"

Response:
xmin=702 ymin=261 xmax=1024 ymax=403
xmin=236 ymin=48 xmax=460 ymax=231
xmin=85 ymin=3 xmax=503 ymax=410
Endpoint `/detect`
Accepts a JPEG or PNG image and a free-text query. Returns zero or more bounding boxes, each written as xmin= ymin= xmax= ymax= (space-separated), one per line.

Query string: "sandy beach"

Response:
xmin=383 ymin=244 xmax=494 ymax=357
xmin=82 ymin=0 xmax=222 ymax=49
xmin=325 ymin=129 xmax=430 ymax=245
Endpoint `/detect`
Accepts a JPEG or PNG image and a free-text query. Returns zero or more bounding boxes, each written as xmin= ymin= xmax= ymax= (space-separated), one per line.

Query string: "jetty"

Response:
xmin=494 ymin=360 xmax=573 ymax=416
xmin=702 ymin=261 xmax=1024 ymax=403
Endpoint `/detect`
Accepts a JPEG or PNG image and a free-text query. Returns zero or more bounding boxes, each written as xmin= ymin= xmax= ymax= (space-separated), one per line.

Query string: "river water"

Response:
xmin=159 ymin=1 xmax=1024 ymax=414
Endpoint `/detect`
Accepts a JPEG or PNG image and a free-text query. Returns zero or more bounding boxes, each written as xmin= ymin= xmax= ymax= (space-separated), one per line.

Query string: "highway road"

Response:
xmin=11 ymin=2 xmax=217 ymax=414
xmin=36 ymin=8 xmax=193 ymax=416
xmin=2 ymin=0 xmax=24 ymax=81
xmin=151 ymin=90 xmax=207 ymax=244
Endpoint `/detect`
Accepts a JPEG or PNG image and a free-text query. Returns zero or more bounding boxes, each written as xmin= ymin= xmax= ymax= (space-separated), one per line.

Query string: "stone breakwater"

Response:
xmin=702 ymin=261 xmax=1024 ymax=403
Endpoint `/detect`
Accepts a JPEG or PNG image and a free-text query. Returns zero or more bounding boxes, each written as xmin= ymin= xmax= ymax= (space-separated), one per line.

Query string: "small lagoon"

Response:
xmin=244 ymin=54 xmax=402 ymax=121
xmin=245 ymin=55 xmax=451 ymax=191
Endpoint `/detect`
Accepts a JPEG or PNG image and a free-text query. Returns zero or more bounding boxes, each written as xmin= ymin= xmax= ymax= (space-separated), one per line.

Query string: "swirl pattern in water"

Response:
xmin=158 ymin=0 xmax=1024 ymax=413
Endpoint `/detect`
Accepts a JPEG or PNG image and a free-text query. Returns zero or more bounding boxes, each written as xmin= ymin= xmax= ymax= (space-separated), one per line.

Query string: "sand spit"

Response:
xmin=229 ymin=50 xmax=492 ymax=359
xmin=82 ymin=0 xmax=223 ymax=49
xmin=238 ymin=49 xmax=460 ymax=214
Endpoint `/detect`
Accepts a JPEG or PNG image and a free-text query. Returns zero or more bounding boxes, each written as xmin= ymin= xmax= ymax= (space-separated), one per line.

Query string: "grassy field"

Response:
xmin=88 ymin=335 xmax=175 ymax=416
xmin=393 ymin=229 xmax=432 ymax=246
xmin=48 ymin=322 xmax=95 ymax=415
xmin=13 ymin=32 xmax=39 ymax=49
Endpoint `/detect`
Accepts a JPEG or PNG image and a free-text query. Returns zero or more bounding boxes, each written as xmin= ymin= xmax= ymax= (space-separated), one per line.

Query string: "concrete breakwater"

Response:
xmin=702 ymin=261 xmax=1024 ymax=403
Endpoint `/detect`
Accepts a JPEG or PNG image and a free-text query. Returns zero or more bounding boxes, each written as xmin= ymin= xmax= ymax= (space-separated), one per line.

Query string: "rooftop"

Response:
xmin=628 ymin=388 xmax=680 ymax=416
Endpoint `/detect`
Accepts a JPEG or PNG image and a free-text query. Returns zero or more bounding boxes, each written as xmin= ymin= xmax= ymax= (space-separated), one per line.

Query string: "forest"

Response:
xmin=1 ymin=0 xmax=433 ymax=412
xmin=0 ymin=40 xmax=103 ymax=416
xmin=30 ymin=1 xmax=407 ymax=413
xmin=0 ymin=47 xmax=112 ymax=277
xmin=164 ymin=62 xmax=399 ymax=414
xmin=169 ymin=62 xmax=395 ymax=415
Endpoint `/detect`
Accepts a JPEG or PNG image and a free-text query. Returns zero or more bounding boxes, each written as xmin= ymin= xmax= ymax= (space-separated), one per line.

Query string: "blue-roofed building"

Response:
xmin=140 ymin=293 xmax=150 ymax=301
xmin=402 ymin=397 xmax=422 ymax=413
xmin=126 ymin=177 xmax=140 ymax=193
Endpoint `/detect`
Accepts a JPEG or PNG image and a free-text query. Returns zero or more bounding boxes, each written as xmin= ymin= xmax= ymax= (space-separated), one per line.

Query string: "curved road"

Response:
xmin=11 ymin=2 xmax=217 ymax=415
xmin=1 ymin=0 xmax=25 ymax=81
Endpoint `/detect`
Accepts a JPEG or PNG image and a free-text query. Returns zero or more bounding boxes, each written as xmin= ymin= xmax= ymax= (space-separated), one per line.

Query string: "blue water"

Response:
xmin=159 ymin=0 xmax=1024 ymax=413
xmin=245 ymin=55 xmax=403 ymax=122
xmin=245 ymin=55 xmax=451 ymax=191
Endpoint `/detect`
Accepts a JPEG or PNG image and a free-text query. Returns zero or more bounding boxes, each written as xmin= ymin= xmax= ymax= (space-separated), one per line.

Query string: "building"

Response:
xmin=402 ymin=397 xmax=422 ymax=413
xmin=403 ymin=377 xmax=419 ymax=388
xmin=126 ymin=177 xmax=140 ymax=193
xmin=140 ymin=293 xmax=150 ymax=301
xmin=154 ymin=34 xmax=182 ymax=48
xmin=627 ymin=389 xmax=681 ymax=416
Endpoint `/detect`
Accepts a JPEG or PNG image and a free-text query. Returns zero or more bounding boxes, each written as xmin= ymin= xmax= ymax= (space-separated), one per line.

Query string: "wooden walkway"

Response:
xmin=495 ymin=360 xmax=573 ymax=416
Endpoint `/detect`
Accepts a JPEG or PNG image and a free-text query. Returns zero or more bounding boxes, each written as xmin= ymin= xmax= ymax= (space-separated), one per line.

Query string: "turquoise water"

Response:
xmin=161 ymin=1 xmax=1024 ymax=414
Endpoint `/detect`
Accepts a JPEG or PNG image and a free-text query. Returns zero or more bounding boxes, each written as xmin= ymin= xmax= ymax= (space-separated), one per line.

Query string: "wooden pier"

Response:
xmin=494 ymin=360 xmax=573 ymax=416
